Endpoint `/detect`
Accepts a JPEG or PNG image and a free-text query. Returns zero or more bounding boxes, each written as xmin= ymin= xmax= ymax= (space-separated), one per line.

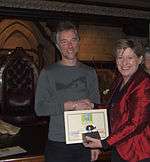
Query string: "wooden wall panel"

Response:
xmin=78 ymin=25 xmax=125 ymax=61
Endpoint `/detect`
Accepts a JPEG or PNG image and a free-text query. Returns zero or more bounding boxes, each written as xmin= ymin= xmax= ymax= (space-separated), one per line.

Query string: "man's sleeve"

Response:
xmin=35 ymin=69 xmax=64 ymax=116
xmin=88 ymin=69 xmax=101 ymax=104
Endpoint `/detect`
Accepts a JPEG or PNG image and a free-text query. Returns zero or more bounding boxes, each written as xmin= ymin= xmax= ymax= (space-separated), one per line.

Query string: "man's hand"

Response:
xmin=75 ymin=99 xmax=94 ymax=110
xmin=91 ymin=149 xmax=101 ymax=161
xmin=64 ymin=99 xmax=94 ymax=111
xmin=64 ymin=101 xmax=75 ymax=111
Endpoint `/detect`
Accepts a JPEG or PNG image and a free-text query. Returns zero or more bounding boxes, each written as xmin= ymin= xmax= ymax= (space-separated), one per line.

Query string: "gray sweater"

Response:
xmin=35 ymin=61 xmax=100 ymax=142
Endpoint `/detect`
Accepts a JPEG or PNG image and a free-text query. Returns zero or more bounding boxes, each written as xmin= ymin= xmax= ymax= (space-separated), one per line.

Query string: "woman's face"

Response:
xmin=116 ymin=47 xmax=142 ymax=82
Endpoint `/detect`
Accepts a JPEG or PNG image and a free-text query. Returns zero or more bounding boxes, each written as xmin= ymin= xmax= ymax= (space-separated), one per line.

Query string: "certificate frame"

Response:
xmin=64 ymin=109 xmax=109 ymax=144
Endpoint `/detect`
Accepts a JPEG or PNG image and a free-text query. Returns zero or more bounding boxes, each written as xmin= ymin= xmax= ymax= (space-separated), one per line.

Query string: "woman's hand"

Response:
xmin=83 ymin=136 xmax=102 ymax=149
xmin=91 ymin=149 xmax=101 ymax=161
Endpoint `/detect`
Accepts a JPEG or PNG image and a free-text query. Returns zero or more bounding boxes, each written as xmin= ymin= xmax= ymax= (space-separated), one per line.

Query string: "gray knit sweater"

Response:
xmin=35 ymin=61 xmax=100 ymax=142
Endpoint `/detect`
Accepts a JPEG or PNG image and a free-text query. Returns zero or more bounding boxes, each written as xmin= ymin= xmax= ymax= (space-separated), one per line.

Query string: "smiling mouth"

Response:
xmin=122 ymin=68 xmax=130 ymax=70
xmin=121 ymin=66 xmax=131 ymax=69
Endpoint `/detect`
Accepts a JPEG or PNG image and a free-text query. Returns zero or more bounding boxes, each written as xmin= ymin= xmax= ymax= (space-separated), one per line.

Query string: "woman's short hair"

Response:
xmin=113 ymin=38 xmax=144 ymax=58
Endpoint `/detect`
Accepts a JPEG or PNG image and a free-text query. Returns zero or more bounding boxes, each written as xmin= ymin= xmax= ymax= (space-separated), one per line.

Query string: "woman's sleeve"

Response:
xmin=107 ymin=79 xmax=150 ymax=146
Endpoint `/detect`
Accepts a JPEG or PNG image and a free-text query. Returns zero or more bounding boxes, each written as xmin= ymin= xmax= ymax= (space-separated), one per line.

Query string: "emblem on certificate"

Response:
xmin=64 ymin=109 xmax=109 ymax=144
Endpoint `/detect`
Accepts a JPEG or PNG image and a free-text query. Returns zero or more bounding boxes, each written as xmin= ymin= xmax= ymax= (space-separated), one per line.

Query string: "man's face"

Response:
xmin=57 ymin=29 xmax=79 ymax=61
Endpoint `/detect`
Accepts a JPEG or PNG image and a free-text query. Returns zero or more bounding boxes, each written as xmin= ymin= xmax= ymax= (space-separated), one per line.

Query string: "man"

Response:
xmin=35 ymin=21 xmax=100 ymax=162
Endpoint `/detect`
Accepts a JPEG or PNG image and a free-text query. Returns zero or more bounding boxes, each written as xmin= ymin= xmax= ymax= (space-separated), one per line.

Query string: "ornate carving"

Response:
xmin=0 ymin=0 xmax=150 ymax=19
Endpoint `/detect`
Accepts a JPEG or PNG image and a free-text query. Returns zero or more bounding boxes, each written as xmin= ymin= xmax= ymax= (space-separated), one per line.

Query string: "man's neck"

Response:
xmin=61 ymin=59 xmax=78 ymax=66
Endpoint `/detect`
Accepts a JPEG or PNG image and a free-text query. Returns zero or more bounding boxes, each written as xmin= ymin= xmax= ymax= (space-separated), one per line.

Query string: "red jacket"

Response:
xmin=107 ymin=68 xmax=150 ymax=162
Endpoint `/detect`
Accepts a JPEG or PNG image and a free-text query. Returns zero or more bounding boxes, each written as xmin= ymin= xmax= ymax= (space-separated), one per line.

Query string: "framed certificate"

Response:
xmin=64 ymin=109 xmax=109 ymax=144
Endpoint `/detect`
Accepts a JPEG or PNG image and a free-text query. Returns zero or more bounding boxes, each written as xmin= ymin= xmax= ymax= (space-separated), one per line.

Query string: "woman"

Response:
xmin=83 ymin=39 xmax=150 ymax=162
xmin=143 ymin=46 xmax=150 ymax=74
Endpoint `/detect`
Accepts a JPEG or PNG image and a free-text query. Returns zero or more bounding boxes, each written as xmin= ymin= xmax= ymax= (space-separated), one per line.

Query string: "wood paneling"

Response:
xmin=79 ymin=25 xmax=125 ymax=61
xmin=1 ymin=155 xmax=45 ymax=162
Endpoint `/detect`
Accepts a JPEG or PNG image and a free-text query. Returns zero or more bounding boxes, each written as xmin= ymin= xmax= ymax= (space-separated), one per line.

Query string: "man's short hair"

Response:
xmin=53 ymin=21 xmax=79 ymax=44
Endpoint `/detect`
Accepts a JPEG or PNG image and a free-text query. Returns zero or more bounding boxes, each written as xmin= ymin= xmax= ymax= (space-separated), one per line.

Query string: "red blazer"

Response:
xmin=107 ymin=68 xmax=150 ymax=162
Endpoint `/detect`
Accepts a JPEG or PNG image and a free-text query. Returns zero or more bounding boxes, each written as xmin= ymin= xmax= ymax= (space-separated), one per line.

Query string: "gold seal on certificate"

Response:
xmin=64 ymin=109 xmax=109 ymax=144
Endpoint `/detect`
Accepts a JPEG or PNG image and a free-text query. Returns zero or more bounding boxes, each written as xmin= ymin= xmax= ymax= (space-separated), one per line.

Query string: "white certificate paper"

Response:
xmin=64 ymin=109 xmax=109 ymax=144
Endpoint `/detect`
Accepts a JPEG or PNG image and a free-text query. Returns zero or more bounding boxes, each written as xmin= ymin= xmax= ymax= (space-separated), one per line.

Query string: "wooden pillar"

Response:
xmin=149 ymin=23 xmax=150 ymax=43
